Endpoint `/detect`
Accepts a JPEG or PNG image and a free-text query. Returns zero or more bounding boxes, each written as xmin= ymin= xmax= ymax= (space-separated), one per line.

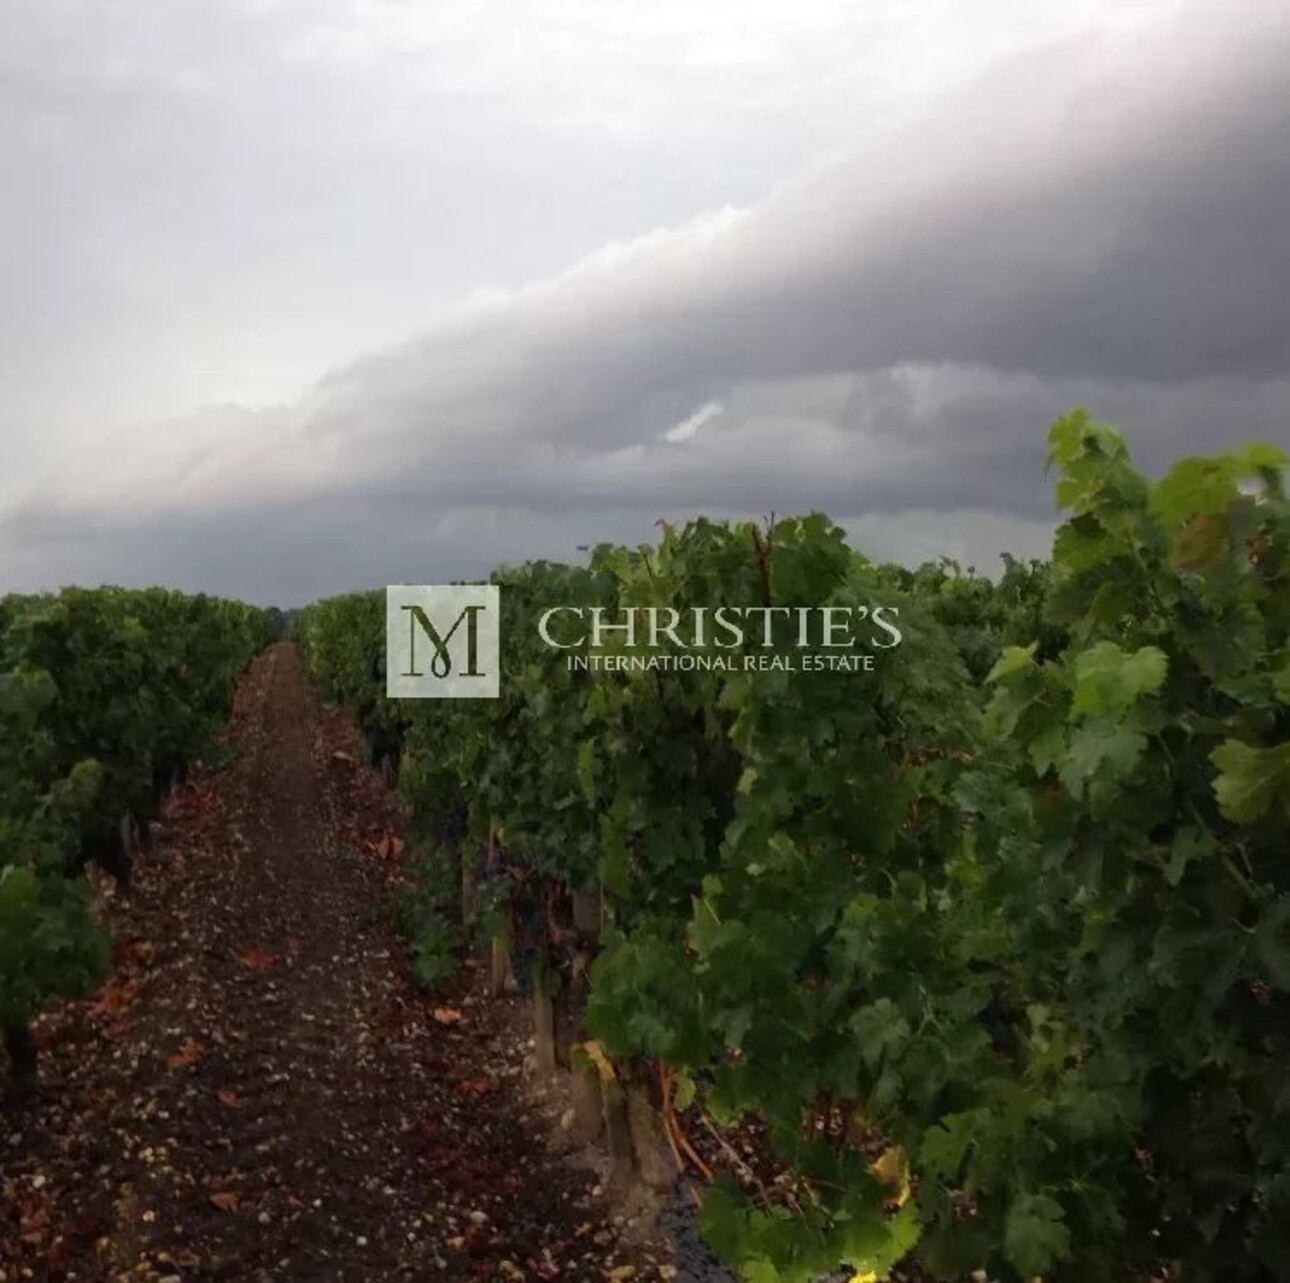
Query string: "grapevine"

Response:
xmin=298 ymin=415 xmax=1290 ymax=1283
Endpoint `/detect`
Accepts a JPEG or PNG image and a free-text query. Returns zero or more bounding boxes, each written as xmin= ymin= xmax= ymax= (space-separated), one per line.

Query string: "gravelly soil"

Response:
xmin=0 ymin=643 xmax=680 ymax=1283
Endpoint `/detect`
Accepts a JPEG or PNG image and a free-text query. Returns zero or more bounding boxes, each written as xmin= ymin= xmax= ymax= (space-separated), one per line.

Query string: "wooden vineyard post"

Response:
xmin=532 ymin=964 xmax=559 ymax=1077
xmin=553 ymin=981 xmax=576 ymax=1073
xmin=568 ymin=1048 xmax=604 ymax=1145
xmin=626 ymin=1071 xmax=674 ymax=1191
xmin=486 ymin=826 xmax=512 ymax=997
xmin=567 ymin=883 xmax=604 ymax=1141
xmin=461 ymin=861 xmax=477 ymax=929
xmin=464 ymin=821 xmax=492 ymax=930
xmin=571 ymin=887 xmax=601 ymax=935
xmin=601 ymin=1076 xmax=635 ymax=1194
xmin=489 ymin=934 xmax=511 ymax=997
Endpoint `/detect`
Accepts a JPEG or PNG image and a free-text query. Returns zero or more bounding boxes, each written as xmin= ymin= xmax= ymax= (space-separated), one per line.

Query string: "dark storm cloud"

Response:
xmin=2 ymin=0 xmax=1288 ymax=600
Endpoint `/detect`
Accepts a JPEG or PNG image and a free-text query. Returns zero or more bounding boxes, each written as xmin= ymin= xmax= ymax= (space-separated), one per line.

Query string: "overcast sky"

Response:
xmin=2 ymin=0 xmax=1288 ymax=604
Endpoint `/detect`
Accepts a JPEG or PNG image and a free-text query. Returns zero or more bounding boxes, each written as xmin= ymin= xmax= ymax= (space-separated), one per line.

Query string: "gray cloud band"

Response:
xmin=2 ymin=0 xmax=1288 ymax=599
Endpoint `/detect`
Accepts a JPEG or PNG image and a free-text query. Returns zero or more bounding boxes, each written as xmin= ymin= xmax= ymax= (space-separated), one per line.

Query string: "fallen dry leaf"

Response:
xmin=19 ymin=1195 xmax=49 ymax=1237
xmin=111 ymin=939 xmax=156 ymax=968
xmin=209 ymin=1191 xmax=240 ymax=1212
xmin=216 ymin=1089 xmax=239 ymax=1108
xmin=238 ymin=950 xmax=275 ymax=970
xmin=372 ymin=834 xmax=405 ymax=861
xmin=432 ymin=1007 xmax=464 ymax=1026
xmin=166 ymin=1039 xmax=204 ymax=1069
xmin=90 ymin=976 xmax=140 ymax=1019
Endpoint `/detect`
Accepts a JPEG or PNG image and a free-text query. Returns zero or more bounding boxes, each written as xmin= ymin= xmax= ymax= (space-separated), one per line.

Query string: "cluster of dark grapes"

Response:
xmin=427 ymin=800 xmax=468 ymax=849
xmin=478 ymin=840 xmax=555 ymax=996
xmin=74 ymin=748 xmax=191 ymax=891
xmin=656 ymin=1180 xmax=739 ymax=1283
xmin=359 ymin=652 xmax=411 ymax=785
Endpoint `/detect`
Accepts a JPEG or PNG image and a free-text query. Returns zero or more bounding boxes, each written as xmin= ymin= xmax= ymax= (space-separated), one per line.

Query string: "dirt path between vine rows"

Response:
xmin=2 ymin=643 xmax=674 ymax=1283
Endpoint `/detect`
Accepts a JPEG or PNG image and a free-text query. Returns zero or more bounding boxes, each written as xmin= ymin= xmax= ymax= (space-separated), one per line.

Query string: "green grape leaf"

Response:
xmin=986 ymin=643 xmax=1037 ymax=684
xmin=1004 ymin=1192 xmax=1072 ymax=1277
xmin=672 ymin=1069 xmax=697 ymax=1112
xmin=1070 ymin=642 xmax=1168 ymax=719
xmin=1151 ymin=457 xmax=1242 ymax=527
xmin=1211 ymin=739 xmax=1290 ymax=823
xmin=919 ymin=1111 xmax=980 ymax=1181
xmin=1061 ymin=721 xmax=1147 ymax=795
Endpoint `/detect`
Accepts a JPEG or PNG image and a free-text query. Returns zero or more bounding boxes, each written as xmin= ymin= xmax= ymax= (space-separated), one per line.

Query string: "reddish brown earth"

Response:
xmin=1 ymin=644 xmax=672 ymax=1283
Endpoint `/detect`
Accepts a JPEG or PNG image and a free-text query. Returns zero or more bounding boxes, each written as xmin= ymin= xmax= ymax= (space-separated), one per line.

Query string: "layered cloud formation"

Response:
xmin=3 ymin=0 xmax=1288 ymax=602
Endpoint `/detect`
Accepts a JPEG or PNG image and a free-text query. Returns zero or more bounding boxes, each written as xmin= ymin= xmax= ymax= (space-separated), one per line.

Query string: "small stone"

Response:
xmin=258 ymin=1211 xmax=272 ymax=1225
xmin=468 ymin=1210 xmax=488 ymax=1225
xmin=31 ymin=1174 xmax=47 ymax=1190
xmin=357 ymin=1236 xmax=368 ymax=1247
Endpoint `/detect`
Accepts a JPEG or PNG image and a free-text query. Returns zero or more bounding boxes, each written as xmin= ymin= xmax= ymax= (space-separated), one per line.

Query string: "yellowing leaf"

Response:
xmin=870 ymin=1145 xmax=911 ymax=1208
xmin=577 ymin=1039 xmax=616 ymax=1083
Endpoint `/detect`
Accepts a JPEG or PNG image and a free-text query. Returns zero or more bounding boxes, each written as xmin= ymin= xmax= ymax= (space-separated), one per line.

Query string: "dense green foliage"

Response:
xmin=299 ymin=414 xmax=1290 ymax=1282
xmin=391 ymin=845 xmax=465 ymax=990
xmin=0 ymin=587 xmax=277 ymax=1069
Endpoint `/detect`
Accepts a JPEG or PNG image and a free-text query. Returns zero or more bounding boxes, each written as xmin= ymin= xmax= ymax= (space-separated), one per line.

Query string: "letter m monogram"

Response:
xmin=385 ymin=585 xmax=500 ymax=699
